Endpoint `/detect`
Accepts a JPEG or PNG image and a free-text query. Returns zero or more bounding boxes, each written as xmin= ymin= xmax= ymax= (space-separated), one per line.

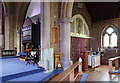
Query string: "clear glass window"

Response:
xmin=104 ymin=34 xmax=109 ymax=47
xmin=103 ymin=27 xmax=117 ymax=48
xmin=111 ymin=33 xmax=117 ymax=47
xmin=106 ymin=28 xmax=113 ymax=34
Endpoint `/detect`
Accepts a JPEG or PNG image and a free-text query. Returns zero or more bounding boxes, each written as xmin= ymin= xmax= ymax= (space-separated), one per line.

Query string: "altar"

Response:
xmin=88 ymin=54 xmax=100 ymax=68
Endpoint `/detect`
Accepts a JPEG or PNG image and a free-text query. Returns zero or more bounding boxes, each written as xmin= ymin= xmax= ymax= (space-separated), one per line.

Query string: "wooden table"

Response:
xmin=108 ymin=56 xmax=120 ymax=74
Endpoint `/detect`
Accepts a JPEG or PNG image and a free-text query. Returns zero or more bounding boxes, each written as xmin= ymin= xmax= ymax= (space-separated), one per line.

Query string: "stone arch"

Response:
xmin=17 ymin=2 xmax=30 ymax=52
xmin=17 ymin=2 xmax=30 ymax=31
xmin=60 ymin=1 xmax=74 ymax=18
xmin=2 ymin=2 xmax=7 ymax=15
xmin=59 ymin=1 xmax=74 ymax=70
xmin=2 ymin=2 xmax=30 ymax=50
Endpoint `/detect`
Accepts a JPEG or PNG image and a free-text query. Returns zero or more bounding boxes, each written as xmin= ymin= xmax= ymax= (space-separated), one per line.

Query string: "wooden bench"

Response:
xmin=108 ymin=56 xmax=120 ymax=74
xmin=2 ymin=50 xmax=16 ymax=56
xmin=49 ymin=61 xmax=88 ymax=82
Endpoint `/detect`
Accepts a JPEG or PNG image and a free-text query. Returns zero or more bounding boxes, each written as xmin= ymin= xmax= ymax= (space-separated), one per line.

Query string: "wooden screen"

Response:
xmin=70 ymin=36 xmax=90 ymax=63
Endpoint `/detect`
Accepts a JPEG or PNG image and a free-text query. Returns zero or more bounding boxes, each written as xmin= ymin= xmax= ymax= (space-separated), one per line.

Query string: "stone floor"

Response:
xmin=85 ymin=65 xmax=120 ymax=81
xmin=48 ymin=65 xmax=120 ymax=82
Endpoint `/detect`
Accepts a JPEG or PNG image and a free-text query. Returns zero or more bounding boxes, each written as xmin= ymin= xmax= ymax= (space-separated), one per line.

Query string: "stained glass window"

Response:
xmin=71 ymin=16 xmax=89 ymax=36
xmin=71 ymin=21 xmax=75 ymax=32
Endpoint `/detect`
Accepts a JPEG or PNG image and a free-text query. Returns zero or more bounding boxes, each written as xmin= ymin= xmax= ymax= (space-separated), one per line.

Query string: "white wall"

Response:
xmin=26 ymin=1 xmax=40 ymax=18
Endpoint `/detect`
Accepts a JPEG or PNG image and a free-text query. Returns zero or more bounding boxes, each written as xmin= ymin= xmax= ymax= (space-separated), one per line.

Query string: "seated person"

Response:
xmin=24 ymin=46 xmax=31 ymax=58
xmin=25 ymin=47 xmax=30 ymax=52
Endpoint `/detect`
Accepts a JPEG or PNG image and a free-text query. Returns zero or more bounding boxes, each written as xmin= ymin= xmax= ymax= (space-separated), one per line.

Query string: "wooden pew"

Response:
xmin=108 ymin=56 xmax=120 ymax=74
xmin=49 ymin=61 xmax=88 ymax=82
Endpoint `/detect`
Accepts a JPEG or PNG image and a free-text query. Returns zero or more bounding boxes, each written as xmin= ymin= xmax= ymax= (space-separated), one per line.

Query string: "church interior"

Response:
xmin=0 ymin=1 xmax=120 ymax=82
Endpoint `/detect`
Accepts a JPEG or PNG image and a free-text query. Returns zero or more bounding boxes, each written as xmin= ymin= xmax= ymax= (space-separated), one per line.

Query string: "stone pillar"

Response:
xmin=16 ymin=30 xmax=20 ymax=56
xmin=59 ymin=17 xmax=73 ymax=70
xmin=0 ymin=2 xmax=3 ymax=49
xmin=4 ymin=15 xmax=10 ymax=50
xmin=0 ymin=2 xmax=2 ymax=79
xmin=40 ymin=2 xmax=50 ymax=67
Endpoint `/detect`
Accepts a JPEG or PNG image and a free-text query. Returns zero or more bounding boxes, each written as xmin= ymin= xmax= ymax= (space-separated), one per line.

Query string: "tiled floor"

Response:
xmin=85 ymin=65 xmax=120 ymax=81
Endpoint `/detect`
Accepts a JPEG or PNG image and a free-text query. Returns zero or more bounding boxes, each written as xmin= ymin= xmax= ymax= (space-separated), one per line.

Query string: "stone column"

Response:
xmin=0 ymin=2 xmax=3 ymax=49
xmin=4 ymin=15 xmax=10 ymax=50
xmin=40 ymin=2 xmax=50 ymax=67
xmin=0 ymin=2 xmax=2 ymax=79
xmin=16 ymin=30 xmax=20 ymax=56
xmin=0 ymin=21 xmax=3 ymax=49
xmin=59 ymin=17 xmax=73 ymax=70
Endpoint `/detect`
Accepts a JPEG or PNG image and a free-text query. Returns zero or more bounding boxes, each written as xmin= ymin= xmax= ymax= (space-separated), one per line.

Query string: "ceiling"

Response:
xmin=85 ymin=2 xmax=120 ymax=22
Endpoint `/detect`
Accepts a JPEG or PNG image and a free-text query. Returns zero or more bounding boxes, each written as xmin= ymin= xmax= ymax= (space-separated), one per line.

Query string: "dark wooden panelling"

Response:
xmin=70 ymin=36 xmax=90 ymax=64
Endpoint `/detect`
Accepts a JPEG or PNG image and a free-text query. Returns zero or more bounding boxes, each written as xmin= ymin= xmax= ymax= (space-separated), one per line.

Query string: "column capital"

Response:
xmin=59 ymin=17 xmax=72 ymax=23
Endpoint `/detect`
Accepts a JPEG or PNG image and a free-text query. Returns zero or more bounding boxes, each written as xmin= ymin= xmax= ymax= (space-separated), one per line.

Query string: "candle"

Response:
xmin=58 ymin=63 xmax=61 ymax=68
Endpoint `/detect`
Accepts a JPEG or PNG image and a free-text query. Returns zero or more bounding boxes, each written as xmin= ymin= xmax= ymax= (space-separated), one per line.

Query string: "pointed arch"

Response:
xmin=60 ymin=1 xmax=74 ymax=18
xmin=71 ymin=14 xmax=90 ymax=37
xmin=101 ymin=23 xmax=119 ymax=48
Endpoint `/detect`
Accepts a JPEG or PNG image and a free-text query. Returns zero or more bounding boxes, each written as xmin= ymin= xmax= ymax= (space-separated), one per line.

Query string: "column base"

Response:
xmin=62 ymin=59 xmax=73 ymax=70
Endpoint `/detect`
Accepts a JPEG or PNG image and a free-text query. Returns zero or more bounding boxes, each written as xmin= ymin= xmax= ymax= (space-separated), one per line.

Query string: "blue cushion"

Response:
xmin=80 ymin=73 xmax=88 ymax=83
xmin=114 ymin=68 xmax=120 ymax=74
xmin=27 ymin=57 xmax=33 ymax=59
xmin=18 ymin=52 xmax=27 ymax=56
xmin=54 ymin=68 xmax=63 ymax=75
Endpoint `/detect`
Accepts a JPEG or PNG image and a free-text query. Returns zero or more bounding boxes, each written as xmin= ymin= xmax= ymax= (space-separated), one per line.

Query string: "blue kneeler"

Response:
xmin=114 ymin=68 xmax=120 ymax=74
xmin=80 ymin=73 xmax=88 ymax=83
xmin=54 ymin=68 xmax=63 ymax=75
xmin=18 ymin=52 xmax=27 ymax=56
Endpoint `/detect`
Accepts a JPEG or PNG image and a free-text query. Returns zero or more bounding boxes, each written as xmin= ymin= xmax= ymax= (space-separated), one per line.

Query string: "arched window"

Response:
xmin=104 ymin=34 xmax=109 ymax=47
xmin=103 ymin=27 xmax=117 ymax=48
xmin=111 ymin=33 xmax=117 ymax=47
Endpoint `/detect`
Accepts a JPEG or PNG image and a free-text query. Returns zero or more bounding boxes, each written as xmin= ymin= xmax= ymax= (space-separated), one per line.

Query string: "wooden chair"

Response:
xmin=25 ymin=51 xmax=33 ymax=65
xmin=26 ymin=51 xmax=39 ymax=66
